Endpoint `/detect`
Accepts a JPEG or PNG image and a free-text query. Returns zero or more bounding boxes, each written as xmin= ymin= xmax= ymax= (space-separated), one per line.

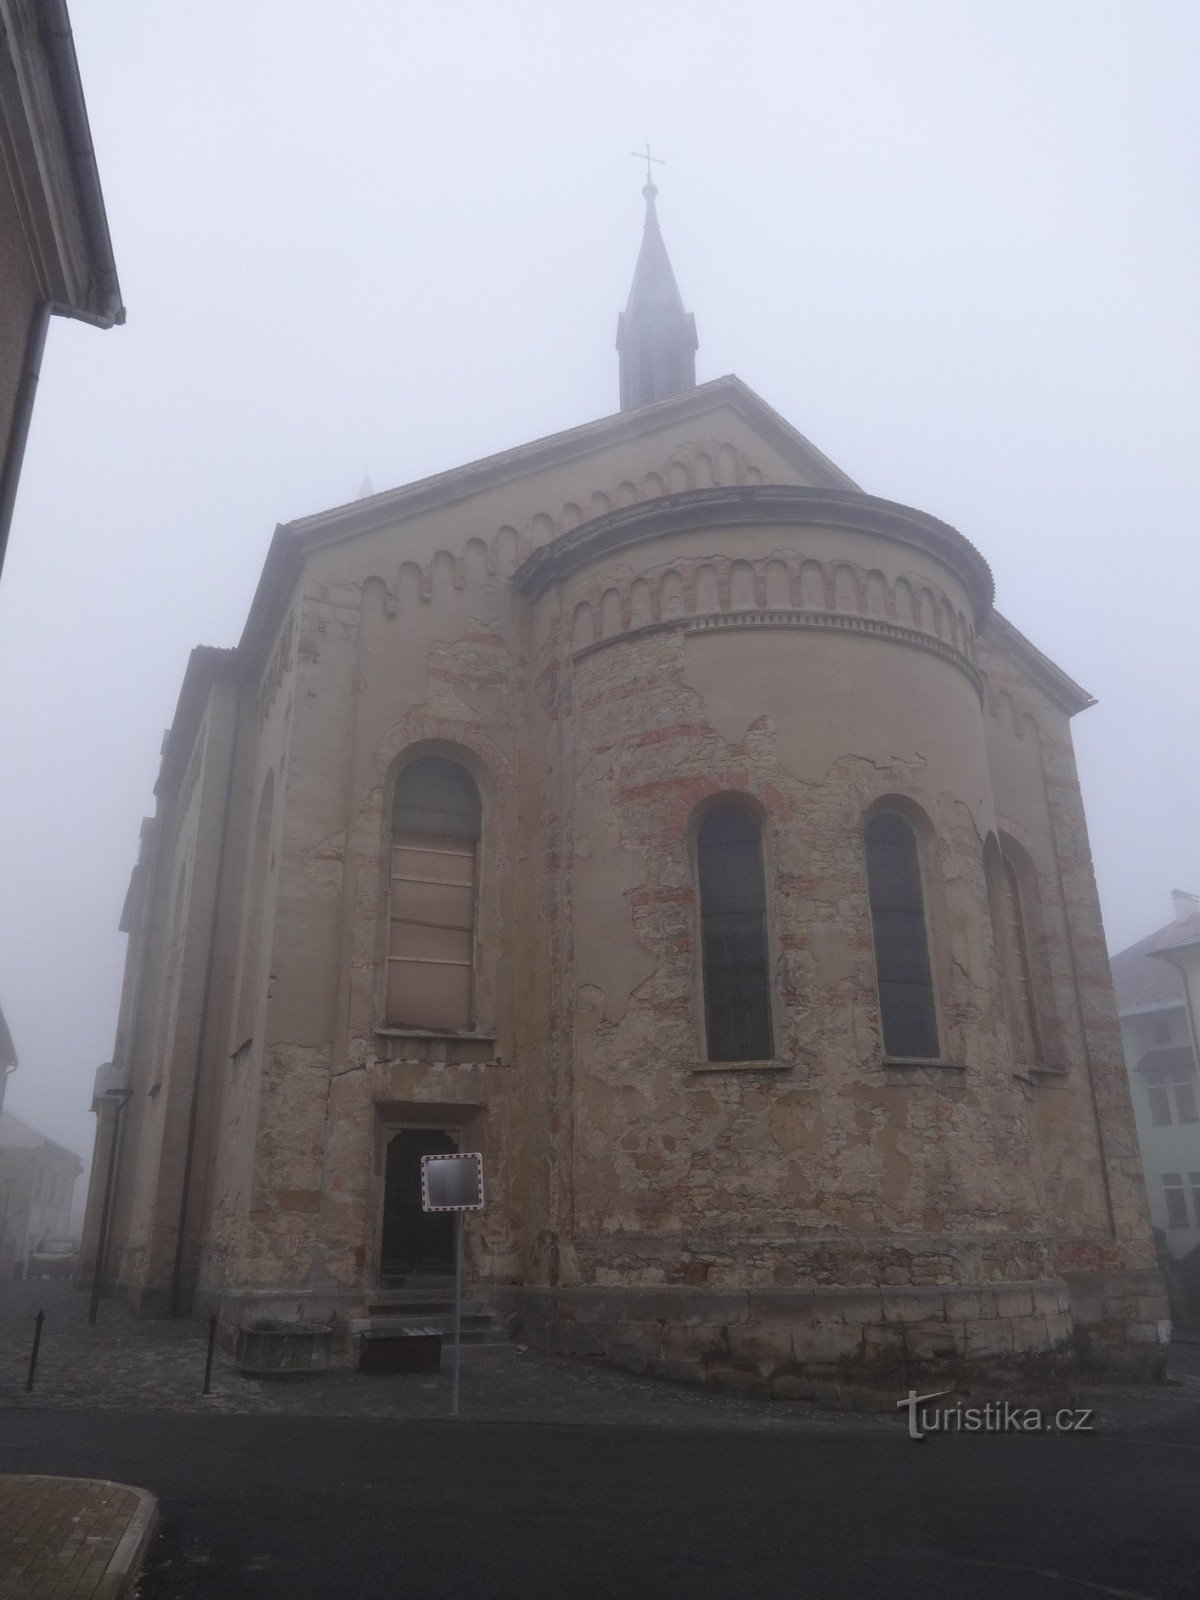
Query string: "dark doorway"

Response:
xmin=380 ymin=1128 xmax=457 ymax=1281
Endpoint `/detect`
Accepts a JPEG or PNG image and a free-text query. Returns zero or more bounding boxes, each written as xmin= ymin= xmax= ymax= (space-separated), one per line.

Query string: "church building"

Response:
xmin=83 ymin=179 xmax=1168 ymax=1396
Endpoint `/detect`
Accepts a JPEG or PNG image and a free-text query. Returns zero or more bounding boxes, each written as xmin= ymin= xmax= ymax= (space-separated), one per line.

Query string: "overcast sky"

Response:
xmin=1 ymin=0 xmax=1197 ymax=1201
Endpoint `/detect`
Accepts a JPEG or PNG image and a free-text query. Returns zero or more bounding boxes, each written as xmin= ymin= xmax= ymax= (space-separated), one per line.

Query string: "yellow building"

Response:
xmin=85 ymin=181 xmax=1166 ymax=1398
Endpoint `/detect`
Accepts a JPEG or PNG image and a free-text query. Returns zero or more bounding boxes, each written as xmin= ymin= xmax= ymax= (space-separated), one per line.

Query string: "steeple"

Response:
xmin=616 ymin=167 xmax=698 ymax=412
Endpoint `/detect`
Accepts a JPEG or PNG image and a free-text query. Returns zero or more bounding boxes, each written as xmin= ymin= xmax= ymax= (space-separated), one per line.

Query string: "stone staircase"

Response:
xmin=348 ymin=1276 xmax=510 ymax=1347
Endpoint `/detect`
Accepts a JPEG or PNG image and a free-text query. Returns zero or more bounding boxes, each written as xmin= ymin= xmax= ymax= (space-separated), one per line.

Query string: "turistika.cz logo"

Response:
xmin=897 ymin=1389 xmax=1095 ymax=1441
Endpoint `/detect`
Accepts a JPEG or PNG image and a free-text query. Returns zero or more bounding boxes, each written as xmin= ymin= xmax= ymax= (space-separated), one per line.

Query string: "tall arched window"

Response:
xmin=697 ymin=805 xmax=773 ymax=1062
xmin=994 ymin=852 xmax=1040 ymax=1070
xmin=387 ymin=756 xmax=481 ymax=1031
xmin=864 ymin=809 xmax=939 ymax=1060
xmin=235 ymin=771 xmax=274 ymax=1046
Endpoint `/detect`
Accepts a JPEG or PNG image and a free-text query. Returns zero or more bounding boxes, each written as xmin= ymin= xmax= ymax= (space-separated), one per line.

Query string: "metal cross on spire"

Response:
xmin=631 ymin=143 xmax=665 ymax=185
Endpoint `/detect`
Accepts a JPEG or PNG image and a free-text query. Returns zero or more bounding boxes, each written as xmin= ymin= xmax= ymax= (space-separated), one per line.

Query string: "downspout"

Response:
xmin=168 ymin=679 xmax=244 ymax=1317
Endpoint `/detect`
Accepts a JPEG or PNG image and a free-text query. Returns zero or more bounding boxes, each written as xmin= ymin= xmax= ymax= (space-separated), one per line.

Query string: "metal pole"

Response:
xmin=452 ymin=1210 xmax=463 ymax=1416
xmin=202 ymin=1313 xmax=218 ymax=1395
xmin=26 ymin=1309 xmax=44 ymax=1392
xmin=88 ymin=1096 xmax=127 ymax=1324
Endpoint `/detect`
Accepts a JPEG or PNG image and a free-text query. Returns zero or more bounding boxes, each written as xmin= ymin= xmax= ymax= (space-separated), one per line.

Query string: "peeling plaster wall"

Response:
xmin=92 ymin=398 xmax=1166 ymax=1391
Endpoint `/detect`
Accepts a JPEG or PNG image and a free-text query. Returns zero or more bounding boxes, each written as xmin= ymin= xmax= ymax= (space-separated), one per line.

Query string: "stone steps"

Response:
xmin=350 ymin=1290 xmax=510 ymax=1346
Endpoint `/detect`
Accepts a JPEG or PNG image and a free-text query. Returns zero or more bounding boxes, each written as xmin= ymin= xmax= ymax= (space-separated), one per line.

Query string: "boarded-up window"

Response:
xmin=697 ymin=805 xmax=773 ymax=1062
xmin=865 ymin=810 xmax=939 ymax=1060
xmin=387 ymin=757 xmax=481 ymax=1031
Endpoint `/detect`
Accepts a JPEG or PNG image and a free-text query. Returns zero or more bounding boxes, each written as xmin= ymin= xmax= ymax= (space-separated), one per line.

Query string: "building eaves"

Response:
xmin=153 ymin=645 xmax=238 ymax=802
xmin=1111 ymin=926 xmax=1189 ymax=1013
xmin=1 ymin=0 xmax=124 ymax=322
xmin=37 ymin=0 xmax=124 ymax=322
xmin=1151 ymin=913 xmax=1200 ymax=957
xmin=984 ymin=611 xmax=1095 ymax=717
xmin=513 ymin=482 xmax=995 ymax=622
xmin=0 ymin=1109 xmax=83 ymax=1164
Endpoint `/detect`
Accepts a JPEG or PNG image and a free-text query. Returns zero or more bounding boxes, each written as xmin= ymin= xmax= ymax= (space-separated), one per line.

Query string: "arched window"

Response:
xmin=864 ymin=809 xmax=939 ymax=1059
xmin=387 ymin=756 xmax=481 ymax=1031
xmin=994 ymin=852 xmax=1040 ymax=1070
xmin=235 ymin=771 xmax=274 ymax=1046
xmin=697 ymin=805 xmax=773 ymax=1061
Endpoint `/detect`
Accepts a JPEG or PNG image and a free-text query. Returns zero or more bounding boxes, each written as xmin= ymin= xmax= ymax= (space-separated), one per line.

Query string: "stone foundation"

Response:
xmin=1061 ymin=1268 xmax=1171 ymax=1381
xmin=498 ymin=1277 xmax=1167 ymax=1405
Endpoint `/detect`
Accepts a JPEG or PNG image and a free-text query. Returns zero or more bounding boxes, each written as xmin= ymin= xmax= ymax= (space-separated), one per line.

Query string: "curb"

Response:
xmin=93 ymin=1482 xmax=160 ymax=1600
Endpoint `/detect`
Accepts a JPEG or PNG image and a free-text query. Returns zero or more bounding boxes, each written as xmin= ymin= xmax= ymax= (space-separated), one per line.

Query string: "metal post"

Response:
xmin=88 ymin=1090 xmax=131 ymax=1324
xmin=203 ymin=1313 xmax=218 ymax=1395
xmin=452 ymin=1210 xmax=463 ymax=1416
xmin=26 ymin=1308 xmax=44 ymax=1392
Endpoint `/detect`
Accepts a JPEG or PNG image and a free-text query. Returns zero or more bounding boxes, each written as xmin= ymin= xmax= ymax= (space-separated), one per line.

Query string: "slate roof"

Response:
xmin=1110 ymin=922 xmax=1194 ymax=1014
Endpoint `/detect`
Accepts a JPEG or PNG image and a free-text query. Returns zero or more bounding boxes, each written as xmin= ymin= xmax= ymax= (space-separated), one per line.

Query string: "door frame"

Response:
xmin=369 ymin=1101 xmax=484 ymax=1287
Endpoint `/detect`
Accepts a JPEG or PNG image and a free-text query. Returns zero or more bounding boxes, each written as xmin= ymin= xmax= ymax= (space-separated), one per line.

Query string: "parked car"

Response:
xmin=26 ymin=1239 xmax=79 ymax=1280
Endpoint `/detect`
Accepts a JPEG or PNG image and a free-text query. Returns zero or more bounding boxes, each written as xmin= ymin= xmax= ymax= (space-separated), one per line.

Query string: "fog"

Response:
xmin=1 ymin=0 xmax=1196 ymax=1202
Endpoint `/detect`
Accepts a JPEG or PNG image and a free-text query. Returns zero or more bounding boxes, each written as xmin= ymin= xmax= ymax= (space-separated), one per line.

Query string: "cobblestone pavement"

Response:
xmin=0 ymin=1474 xmax=157 ymax=1600
xmin=2 ymin=1280 xmax=1197 ymax=1435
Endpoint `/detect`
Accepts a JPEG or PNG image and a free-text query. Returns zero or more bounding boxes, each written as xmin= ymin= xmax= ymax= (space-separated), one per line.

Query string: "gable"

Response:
xmin=238 ymin=377 xmax=860 ymax=671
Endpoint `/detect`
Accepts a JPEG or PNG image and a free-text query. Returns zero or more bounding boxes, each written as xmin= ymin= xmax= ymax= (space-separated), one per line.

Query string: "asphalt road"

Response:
xmin=2 ymin=1403 xmax=1198 ymax=1599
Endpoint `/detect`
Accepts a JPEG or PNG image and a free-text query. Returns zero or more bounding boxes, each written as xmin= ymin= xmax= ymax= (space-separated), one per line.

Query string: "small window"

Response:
xmin=696 ymin=805 xmax=773 ymax=1062
xmin=1164 ymin=1172 xmax=1189 ymax=1229
xmin=387 ymin=757 xmax=481 ymax=1032
xmin=865 ymin=810 xmax=939 ymax=1060
xmin=1148 ymin=1084 xmax=1172 ymax=1126
xmin=1144 ymin=1056 xmax=1199 ymax=1126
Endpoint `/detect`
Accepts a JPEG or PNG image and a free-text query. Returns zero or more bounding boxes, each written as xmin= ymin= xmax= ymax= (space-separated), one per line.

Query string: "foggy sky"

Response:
xmin=1 ymin=0 xmax=1197 ymax=1200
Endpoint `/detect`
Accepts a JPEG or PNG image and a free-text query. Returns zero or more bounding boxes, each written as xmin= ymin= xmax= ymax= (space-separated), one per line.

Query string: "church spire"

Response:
xmin=616 ymin=154 xmax=698 ymax=412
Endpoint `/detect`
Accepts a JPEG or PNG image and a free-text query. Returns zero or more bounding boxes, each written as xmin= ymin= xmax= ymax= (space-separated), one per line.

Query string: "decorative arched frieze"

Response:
xmin=383 ymin=441 xmax=774 ymax=622
xmin=561 ymin=549 xmax=983 ymax=696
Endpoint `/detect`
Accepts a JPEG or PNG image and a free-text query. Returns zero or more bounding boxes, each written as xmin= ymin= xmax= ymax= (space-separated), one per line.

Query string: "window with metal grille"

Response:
xmin=865 ymin=810 xmax=939 ymax=1060
xmin=697 ymin=805 xmax=773 ymax=1062
xmin=1164 ymin=1172 xmax=1189 ymax=1230
xmin=387 ymin=757 xmax=481 ymax=1031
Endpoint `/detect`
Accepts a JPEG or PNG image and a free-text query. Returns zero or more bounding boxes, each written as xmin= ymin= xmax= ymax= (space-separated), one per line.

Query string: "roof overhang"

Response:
xmin=0 ymin=0 xmax=124 ymax=323
xmin=513 ymin=482 xmax=995 ymax=620
xmin=982 ymin=611 xmax=1095 ymax=717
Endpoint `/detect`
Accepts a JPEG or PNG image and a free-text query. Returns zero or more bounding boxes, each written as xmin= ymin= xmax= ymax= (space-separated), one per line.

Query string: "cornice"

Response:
xmin=515 ymin=484 xmax=995 ymax=623
xmin=574 ymin=606 xmax=984 ymax=697
xmin=982 ymin=611 xmax=1095 ymax=717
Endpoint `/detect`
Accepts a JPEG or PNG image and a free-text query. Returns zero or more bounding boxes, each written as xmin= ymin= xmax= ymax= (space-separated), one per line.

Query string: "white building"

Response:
xmin=0 ymin=1111 xmax=83 ymax=1279
xmin=1111 ymin=892 xmax=1200 ymax=1260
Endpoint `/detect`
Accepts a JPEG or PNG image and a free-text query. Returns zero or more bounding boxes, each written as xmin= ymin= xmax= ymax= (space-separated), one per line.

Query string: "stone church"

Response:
xmin=84 ymin=180 xmax=1167 ymax=1395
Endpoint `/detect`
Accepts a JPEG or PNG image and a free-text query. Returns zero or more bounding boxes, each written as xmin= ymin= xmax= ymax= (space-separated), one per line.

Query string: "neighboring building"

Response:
xmin=0 ymin=0 xmax=124 ymax=582
xmin=0 ymin=1110 xmax=83 ymax=1279
xmin=84 ymin=180 xmax=1166 ymax=1395
xmin=0 ymin=1003 xmax=16 ymax=1117
xmin=1111 ymin=894 xmax=1200 ymax=1259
